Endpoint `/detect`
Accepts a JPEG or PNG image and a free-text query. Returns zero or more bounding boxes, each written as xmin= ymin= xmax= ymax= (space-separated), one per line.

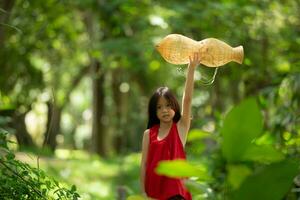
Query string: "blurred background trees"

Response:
xmin=0 ymin=0 xmax=299 ymax=199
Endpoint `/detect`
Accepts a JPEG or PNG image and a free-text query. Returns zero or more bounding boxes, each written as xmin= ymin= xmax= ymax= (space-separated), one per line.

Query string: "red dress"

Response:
xmin=145 ymin=123 xmax=192 ymax=200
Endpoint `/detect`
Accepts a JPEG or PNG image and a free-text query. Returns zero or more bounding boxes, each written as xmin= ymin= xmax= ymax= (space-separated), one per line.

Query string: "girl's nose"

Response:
xmin=162 ymin=107 xmax=168 ymax=112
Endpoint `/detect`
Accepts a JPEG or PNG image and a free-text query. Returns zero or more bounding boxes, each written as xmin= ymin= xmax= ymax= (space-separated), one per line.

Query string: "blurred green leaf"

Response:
xmin=155 ymin=159 xmax=211 ymax=180
xmin=221 ymin=97 xmax=263 ymax=162
xmin=227 ymin=165 xmax=252 ymax=190
xmin=126 ymin=195 xmax=146 ymax=200
xmin=71 ymin=185 xmax=76 ymax=192
xmin=230 ymin=159 xmax=300 ymax=200
xmin=242 ymin=144 xmax=284 ymax=163
xmin=187 ymin=129 xmax=213 ymax=142
xmin=255 ymin=131 xmax=275 ymax=145
xmin=5 ymin=152 xmax=15 ymax=160
xmin=185 ymin=179 xmax=213 ymax=196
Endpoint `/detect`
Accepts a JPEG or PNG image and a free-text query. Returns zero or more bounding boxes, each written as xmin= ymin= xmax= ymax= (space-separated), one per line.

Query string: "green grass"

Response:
xmin=15 ymin=149 xmax=142 ymax=200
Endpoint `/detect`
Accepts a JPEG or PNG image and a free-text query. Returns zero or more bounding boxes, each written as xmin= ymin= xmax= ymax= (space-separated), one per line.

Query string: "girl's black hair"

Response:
xmin=147 ymin=87 xmax=181 ymax=129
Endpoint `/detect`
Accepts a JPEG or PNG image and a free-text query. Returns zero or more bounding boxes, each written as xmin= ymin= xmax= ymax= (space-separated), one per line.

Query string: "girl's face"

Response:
xmin=156 ymin=97 xmax=175 ymax=123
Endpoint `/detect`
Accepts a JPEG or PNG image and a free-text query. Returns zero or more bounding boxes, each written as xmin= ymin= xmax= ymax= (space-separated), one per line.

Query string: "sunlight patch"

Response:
xmin=84 ymin=181 xmax=110 ymax=198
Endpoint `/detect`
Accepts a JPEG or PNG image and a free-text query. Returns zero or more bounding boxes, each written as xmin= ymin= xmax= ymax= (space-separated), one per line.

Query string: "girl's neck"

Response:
xmin=159 ymin=121 xmax=173 ymax=130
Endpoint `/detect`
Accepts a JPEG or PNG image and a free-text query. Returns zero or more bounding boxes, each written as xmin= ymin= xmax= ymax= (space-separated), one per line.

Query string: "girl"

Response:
xmin=140 ymin=52 xmax=200 ymax=200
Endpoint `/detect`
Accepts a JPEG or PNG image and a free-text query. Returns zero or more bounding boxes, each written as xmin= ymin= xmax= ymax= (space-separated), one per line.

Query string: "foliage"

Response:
xmin=0 ymin=129 xmax=80 ymax=200
xmin=230 ymin=159 xmax=299 ymax=200
xmin=12 ymin=148 xmax=143 ymax=200
xmin=155 ymin=159 xmax=210 ymax=180
xmin=156 ymin=98 xmax=300 ymax=200
xmin=221 ymin=98 xmax=263 ymax=162
xmin=1 ymin=0 xmax=300 ymax=199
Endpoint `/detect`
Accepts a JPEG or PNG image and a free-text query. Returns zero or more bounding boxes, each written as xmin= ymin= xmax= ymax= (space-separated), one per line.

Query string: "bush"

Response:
xmin=0 ymin=129 xmax=80 ymax=200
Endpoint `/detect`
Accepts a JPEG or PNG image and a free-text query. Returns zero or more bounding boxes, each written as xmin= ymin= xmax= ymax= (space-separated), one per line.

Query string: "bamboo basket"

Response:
xmin=156 ymin=34 xmax=244 ymax=67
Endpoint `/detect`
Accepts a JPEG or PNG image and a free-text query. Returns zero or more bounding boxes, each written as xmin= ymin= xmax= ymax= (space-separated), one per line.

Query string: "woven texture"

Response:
xmin=156 ymin=34 xmax=244 ymax=67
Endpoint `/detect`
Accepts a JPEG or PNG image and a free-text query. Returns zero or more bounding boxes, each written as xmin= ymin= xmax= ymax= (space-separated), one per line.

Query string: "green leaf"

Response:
xmin=155 ymin=159 xmax=211 ymax=180
xmin=221 ymin=97 xmax=263 ymax=162
xmin=21 ymin=170 xmax=29 ymax=176
xmin=255 ymin=132 xmax=275 ymax=145
xmin=126 ymin=195 xmax=146 ymax=200
xmin=5 ymin=152 xmax=15 ymax=160
xmin=54 ymin=180 xmax=59 ymax=187
xmin=42 ymin=188 xmax=47 ymax=195
xmin=187 ymin=129 xmax=213 ymax=142
xmin=230 ymin=159 xmax=300 ymax=200
xmin=46 ymin=180 xmax=51 ymax=188
xmin=227 ymin=165 xmax=252 ymax=189
xmin=0 ymin=136 xmax=8 ymax=149
xmin=71 ymin=185 xmax=76 ymax=192
xmin=242 ymin=144 xmax=284 ymax=163
xmin=184 ymin=179 xmax=213 ymax=195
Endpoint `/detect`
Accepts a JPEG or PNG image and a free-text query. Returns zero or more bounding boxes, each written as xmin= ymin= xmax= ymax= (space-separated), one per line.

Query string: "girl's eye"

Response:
xmin=157 ymin=106 xmax=161 ymax=109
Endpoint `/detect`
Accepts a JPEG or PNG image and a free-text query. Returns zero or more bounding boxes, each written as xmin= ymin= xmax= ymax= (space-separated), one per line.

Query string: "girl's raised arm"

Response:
xmin=178 ymin=52 xmax=200 ymax=146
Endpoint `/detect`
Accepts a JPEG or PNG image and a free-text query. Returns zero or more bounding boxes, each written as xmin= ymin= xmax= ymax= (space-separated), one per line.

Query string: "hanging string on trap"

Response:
xmin=198 ymin=67 xmax=219 ymax=85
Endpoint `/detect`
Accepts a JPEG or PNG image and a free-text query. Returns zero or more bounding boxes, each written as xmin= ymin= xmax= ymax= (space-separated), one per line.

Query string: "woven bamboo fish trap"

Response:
xmin=156 ymin=34 xmax=244 ymax=67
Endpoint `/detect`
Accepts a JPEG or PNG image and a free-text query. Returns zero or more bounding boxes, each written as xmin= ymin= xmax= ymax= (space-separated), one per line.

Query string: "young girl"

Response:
xmin=140 ymin=52 xmax=200 ymax=200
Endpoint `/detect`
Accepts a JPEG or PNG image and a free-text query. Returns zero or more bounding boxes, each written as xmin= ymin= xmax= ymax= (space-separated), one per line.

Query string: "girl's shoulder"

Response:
xmin=143 ymin=129 xmax=150 ymax=136
xmin=142 ymin=129 xmax=150 ymax=146
xmin=143 ymin=129 xmax=150 ymax=140
xmin=143 ymin=126 xmax=157 ymax=143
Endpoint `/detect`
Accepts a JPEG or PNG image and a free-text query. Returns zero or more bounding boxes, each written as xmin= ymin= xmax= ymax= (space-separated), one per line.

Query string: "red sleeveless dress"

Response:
xmin=145 ymin=123 xmax=192 ymax=200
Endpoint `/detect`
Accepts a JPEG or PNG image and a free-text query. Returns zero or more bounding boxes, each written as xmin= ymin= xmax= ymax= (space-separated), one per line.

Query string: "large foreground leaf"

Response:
xmin=230 ymin=159 xmax=300 ymax=200
xmin=242 ymin=144 xmax=284 ymax=163
xmin=155 ymin=159 xmax=211 ymax=181
xmin=221 ymin=98 xmax=263 ymax=162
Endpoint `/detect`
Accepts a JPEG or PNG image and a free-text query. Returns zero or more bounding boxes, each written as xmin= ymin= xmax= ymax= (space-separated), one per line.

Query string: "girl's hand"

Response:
xmin=188 ymin=52 xmax=201 ymax=68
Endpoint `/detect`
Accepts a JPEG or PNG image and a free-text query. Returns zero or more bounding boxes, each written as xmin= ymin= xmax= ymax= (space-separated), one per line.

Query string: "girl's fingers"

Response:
xmin=196 ymin=52 xmax=200 ymax=61
xmin=196 ymin=53 xmax=200 ymax=63
xmin=190 ymin=53 xmax=201 ymax=65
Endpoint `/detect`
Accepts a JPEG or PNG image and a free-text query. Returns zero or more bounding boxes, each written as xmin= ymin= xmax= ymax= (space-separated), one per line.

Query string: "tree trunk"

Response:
xmin=10 ymin=110 xmax=36 ymax=148
xmin=1 ymin=107 xmax=35 ymax=148
xmin=43 ymin=101 xmax=62 ymax=151
xmin=91 ymin=60 xmax=107 ymax=157
xmin=112 ymin=68 xmax=123 ymax=154
xmin=111 ymin=67 xmax=131 ymax=154
xmin=42 ymin=66 xmax=89 ymax=151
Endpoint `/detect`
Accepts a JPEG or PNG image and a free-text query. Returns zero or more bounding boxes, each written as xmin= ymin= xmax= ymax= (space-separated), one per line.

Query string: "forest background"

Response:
xmin=0 ymin=0 xmax=300 ymax=199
